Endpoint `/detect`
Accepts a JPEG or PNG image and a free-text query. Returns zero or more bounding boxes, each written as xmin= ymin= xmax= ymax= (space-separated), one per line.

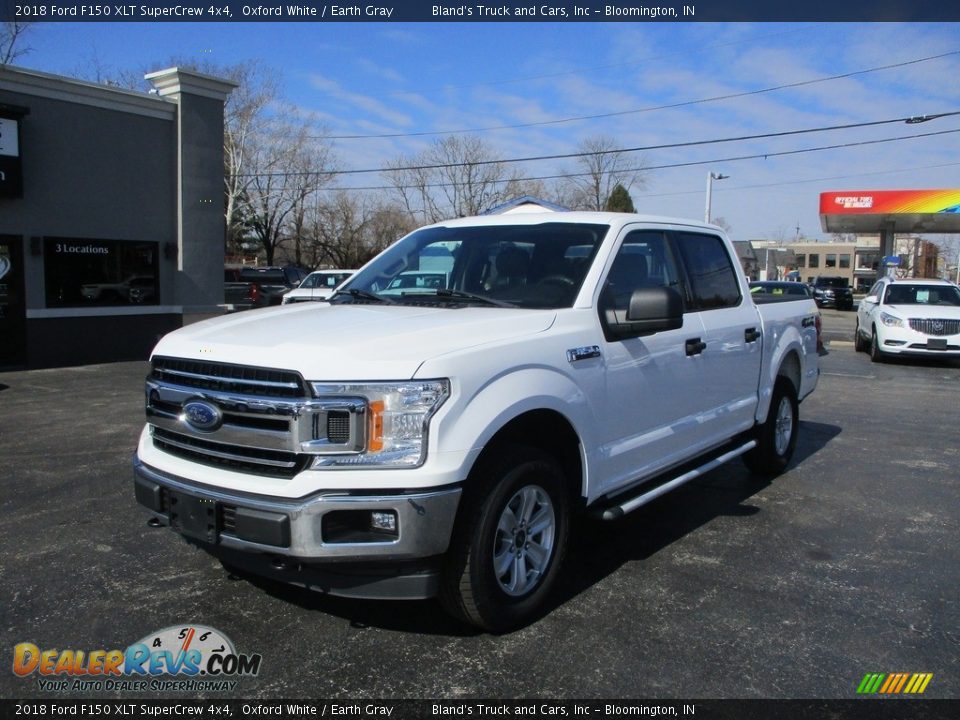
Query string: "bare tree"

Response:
xmin=293 ymin=193 xmax=412 ymax=270
xmin=711 ymin=216 xmax=733 ymax=234
xmin=243 ymin=116 xmax=337 ymax=265
xmin=384 ymin=135 xmax=535 ymax=224
xmin=218 ymin=62 xmax=285 ymax=255
xmin=559 ymin=135 xmax=648 ymax=211
xmin=1 ymin=22 xmax=33 ymax=65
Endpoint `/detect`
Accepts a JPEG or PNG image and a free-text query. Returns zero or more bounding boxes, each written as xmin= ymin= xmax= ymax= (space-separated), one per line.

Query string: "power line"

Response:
xmin=635 ymin=161 xmax=960 ymax=199
xmin=319 ymin=129 xmax=960 ymax=192
xmin=319 ymin=50 xmax=960 ymax=140
xmin=238 ymin=111 xmax=960 ymax=178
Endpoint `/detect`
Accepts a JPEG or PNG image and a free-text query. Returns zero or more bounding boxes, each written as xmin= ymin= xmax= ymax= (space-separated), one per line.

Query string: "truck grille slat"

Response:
xmin=151 ymin=357 xmax=306 ymax=397
xmin=152 ymin=427 xmax=309 ymax=478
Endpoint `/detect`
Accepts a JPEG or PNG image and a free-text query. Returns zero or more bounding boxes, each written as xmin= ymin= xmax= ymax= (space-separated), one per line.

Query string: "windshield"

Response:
xmin=883 ymin=284 xmax=960 ymax=306
xmin=816 ymin=277 xmax=848 ymax=288
xmin=340 ymin=222 xmax=609 ymax=309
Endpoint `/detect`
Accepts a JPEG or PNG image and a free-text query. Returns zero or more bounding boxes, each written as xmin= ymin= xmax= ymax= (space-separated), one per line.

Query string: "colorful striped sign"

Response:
xmin=857 ymin=673 xmax=933 ymax=694
xmin=820 ymin=190 xmax=960 ymax=215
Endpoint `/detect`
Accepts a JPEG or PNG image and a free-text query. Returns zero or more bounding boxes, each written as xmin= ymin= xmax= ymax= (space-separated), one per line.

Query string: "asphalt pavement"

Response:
xmin=1 ymin=313 xmax=957 ymax=700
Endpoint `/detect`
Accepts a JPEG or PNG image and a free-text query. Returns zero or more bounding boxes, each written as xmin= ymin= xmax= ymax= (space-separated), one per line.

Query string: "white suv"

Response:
xmin=856 ymin=277 xmax=960 ymax=362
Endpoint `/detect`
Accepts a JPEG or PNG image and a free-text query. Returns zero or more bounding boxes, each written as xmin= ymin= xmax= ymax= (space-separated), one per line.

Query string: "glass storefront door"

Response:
xmin=0 ymin=235 xmax=26 ymax=368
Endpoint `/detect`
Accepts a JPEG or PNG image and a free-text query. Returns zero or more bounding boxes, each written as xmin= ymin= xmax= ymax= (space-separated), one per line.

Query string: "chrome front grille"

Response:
xmin=147 ymin=358 xmax=368 ymax=476
xmin=151 ymin=357 xmax=307 ymax=398
xmin=909 ymin=318 xmax=960 ymax=336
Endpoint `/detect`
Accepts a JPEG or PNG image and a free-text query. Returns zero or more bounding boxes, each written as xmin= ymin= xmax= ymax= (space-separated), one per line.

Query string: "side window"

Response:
xmin=673 ymin=232 xmax=741 ymax=310
xmin=603 ymin=230 xmax=680 ymax=312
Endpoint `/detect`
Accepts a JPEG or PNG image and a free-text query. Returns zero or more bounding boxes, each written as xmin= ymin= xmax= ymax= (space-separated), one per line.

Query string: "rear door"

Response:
xmin=671 ymin=230 xmax=762 ymax=446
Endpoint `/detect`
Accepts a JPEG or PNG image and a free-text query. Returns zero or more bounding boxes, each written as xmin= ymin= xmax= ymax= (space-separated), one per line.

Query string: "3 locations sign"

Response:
xmin=0 ymin=116 xmax=23 ymax=198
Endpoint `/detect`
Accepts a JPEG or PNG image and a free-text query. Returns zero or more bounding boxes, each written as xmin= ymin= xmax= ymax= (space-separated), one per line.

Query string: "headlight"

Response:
xmin=309 ymin=380 xmax=449 ymax=468
xmin=880 ymin=312 xmax=903 ymax=327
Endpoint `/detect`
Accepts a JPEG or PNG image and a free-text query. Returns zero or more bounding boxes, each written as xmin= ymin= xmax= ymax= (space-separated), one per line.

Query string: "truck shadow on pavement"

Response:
xmin=230 ymin=419 xmax=841 ymax=636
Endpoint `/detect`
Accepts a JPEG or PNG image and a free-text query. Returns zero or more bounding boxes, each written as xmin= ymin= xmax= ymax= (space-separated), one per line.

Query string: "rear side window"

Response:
xmin=674 ymin=232 xmax=741 ymax=310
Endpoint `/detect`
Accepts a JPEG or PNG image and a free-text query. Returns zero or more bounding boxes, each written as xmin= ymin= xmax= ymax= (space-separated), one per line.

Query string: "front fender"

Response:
xmin=431 ymin=364 xmax=594 ymax=495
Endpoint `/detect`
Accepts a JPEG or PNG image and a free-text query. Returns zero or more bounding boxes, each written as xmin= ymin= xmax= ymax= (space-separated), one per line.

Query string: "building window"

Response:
xmin=796 ymin=254 xmax=806 ymax=268
xmin=809 ymin=253 xmax=820 ymax=268
xmin=44 ymin=238 xmax=159 ymax=308
xmin=839 ymin=254 xmax=851 ymax=269
xmin=857 ymin=251 xmax=879 ymax=271
xmin=826 ymin=253 xmax=837 ymax=268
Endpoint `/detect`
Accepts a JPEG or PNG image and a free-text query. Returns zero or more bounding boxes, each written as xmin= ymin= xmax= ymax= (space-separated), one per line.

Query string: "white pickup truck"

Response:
xmin=134 ymin=212 xmax=821 ymax=631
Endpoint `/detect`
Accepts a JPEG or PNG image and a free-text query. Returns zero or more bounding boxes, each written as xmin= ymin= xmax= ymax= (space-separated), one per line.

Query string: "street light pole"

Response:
xmin=705 ymin=171 xmax=729 ymax=223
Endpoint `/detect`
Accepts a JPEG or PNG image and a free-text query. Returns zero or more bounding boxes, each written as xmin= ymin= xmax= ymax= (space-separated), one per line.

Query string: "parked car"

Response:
xmin=380 ymin=270 xmax=449 ymax=295
xmin=855 ymin=277 xmax=960 ymax=362
xmin=810 ymin=276 xmax=854 ymax=310
xmin=224 ymin=266 xmax=309 ymax=310
xmin=135 ymin=212 xmax=820 ymax=631
xmin=81 ymin=275 xmax=155 ymax=304
xmin=282 ymin=269 xmax=357 ymax=304
xmin=749 ymin=281 xmax=812 ymax=299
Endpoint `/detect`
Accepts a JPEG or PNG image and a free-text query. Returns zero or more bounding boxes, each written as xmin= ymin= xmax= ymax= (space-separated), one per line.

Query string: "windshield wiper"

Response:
xmin=331 ymin=288 xmax=395 ymax=304
xmin=432 ymin=288 xmax=517 ymax=308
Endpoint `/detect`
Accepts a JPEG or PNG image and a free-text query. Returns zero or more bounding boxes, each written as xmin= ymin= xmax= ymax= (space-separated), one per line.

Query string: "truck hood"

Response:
xmin=153 ymin=303 xmax=557 ymax=381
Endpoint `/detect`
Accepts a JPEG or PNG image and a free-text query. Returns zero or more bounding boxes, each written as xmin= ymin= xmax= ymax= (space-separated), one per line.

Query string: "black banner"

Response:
xmin=1 ymin=0 xmax=959 ymax=23
xmin=1 ymin=700 xmax=959 ymax=720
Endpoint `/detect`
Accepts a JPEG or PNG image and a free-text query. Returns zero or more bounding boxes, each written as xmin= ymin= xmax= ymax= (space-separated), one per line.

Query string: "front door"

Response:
xmin=596 ymin=228 xmax=709 ymax=493
xmin=0 ymin=236 xmax=26 ymax=368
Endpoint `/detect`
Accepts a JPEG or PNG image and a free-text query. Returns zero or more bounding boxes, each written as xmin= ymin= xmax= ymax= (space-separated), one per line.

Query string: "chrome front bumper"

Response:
xmin=133 ymin=456 xmax=461 ymax=563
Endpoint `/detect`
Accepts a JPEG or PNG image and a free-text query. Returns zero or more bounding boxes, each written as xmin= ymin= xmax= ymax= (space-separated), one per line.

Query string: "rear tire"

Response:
xmin=440 ymin=445 xmax=570 ymax=633
xmin=743 ymin=377 xmax=799 ymax=478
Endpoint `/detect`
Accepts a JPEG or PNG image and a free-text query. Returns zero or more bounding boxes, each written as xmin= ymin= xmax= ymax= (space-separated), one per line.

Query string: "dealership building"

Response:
xmin=0 ymin=64 xmax=235 ymax=369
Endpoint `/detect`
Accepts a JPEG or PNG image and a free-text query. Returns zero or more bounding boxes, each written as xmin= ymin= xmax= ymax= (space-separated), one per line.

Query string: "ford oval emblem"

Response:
xmin=181 ymin=400 xmax=223 ymax=432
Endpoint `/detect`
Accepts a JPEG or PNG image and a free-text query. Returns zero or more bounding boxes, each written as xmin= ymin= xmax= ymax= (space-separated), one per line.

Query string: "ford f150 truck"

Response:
xmin=135 ymin=213 xmax=821 ymax=631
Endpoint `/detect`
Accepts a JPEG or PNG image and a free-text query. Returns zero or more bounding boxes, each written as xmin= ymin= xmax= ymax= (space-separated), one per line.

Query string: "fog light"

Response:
xmin=371 ymin=511 xmax=397 ymax=532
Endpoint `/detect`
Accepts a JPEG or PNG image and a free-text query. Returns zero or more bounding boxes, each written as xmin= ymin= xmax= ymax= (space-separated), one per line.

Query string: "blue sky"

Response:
xmin=14 ymin=21 xmax=960 ymax=240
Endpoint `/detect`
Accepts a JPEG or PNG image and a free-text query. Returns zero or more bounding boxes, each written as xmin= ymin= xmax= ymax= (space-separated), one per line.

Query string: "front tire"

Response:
xmin=440 ymin=445 xmax=570 ymax=633
xmin=854 ymin=321 xmax=867 ymax=352
xmin=870 ymin=327 xmax=885 ymax=363
xmin=743 ymin=377 xmax=799 ymax=478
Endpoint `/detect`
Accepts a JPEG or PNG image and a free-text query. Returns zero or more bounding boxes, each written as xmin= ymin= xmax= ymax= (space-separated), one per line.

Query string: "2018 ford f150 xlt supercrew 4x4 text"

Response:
xmin=134 ymin=213 xmax=821 ymax=631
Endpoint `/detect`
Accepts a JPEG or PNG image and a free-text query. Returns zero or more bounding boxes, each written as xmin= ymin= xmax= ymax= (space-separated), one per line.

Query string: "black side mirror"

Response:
xmin=604 ymin=286 xmax=684 ymax=340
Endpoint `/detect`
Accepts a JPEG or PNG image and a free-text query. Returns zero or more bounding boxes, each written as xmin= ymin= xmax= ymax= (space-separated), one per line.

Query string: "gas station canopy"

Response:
xmin=820 ymin=189 xmax=960 ymax=234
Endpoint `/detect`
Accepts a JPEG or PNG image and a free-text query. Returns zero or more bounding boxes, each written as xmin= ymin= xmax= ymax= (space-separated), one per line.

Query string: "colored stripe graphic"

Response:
xmin=857 ymin=674 xmax=885 ymax=694
xmin=857 ymin=673 xmax=932 ymax=694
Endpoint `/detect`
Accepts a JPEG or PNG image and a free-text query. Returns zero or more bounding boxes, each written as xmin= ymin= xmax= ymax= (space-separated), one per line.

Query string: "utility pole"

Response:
xmin=704 ymin=171 xmax=729 ymax=223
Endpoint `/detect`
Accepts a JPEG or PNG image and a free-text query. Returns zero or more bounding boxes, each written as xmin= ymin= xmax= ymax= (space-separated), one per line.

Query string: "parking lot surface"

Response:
xmin=1 ymin=311 xmax=957 ymax=700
